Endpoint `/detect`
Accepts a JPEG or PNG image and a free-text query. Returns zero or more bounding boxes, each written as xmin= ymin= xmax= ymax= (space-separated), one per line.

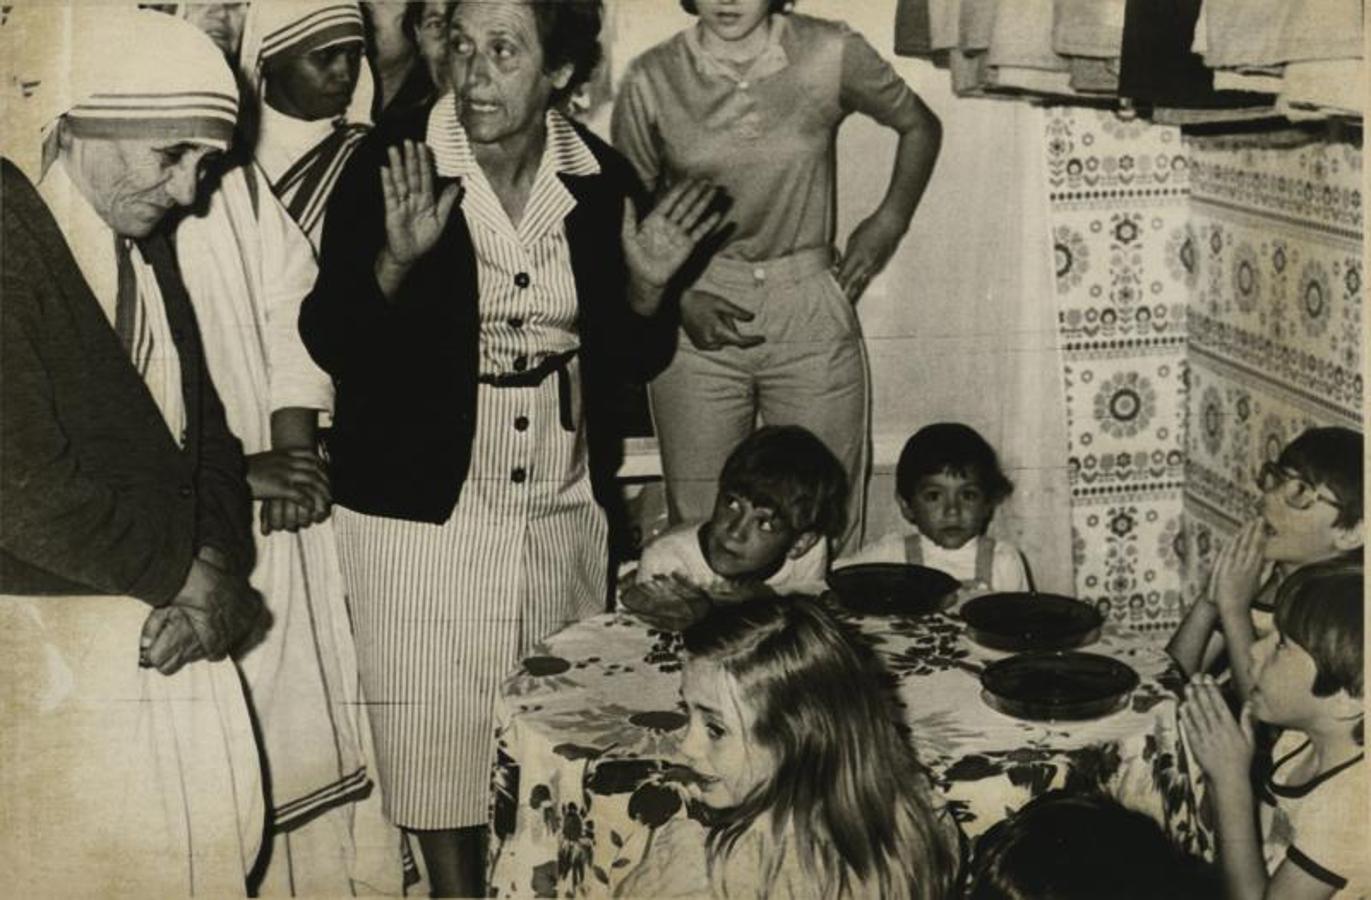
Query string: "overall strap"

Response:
xmin=904 ymin=534 xmax=924 ymax=566
xmin=975 ymin=536 xmax=997 ymax=585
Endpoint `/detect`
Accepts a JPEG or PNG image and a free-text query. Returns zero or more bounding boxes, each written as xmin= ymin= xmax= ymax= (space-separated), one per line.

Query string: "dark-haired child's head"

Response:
xmin=705 ymin=426 xmax=847 ymax=581
xmin=1249 ymin=559 xmax=1364 ymax=742
xmin=1257 ymin=426 xmax=1363 ymax=566
xmin=896 ymin=423 xmax=1013 ymax=551
xmin=968 ymin=791 xmax=1218 ymax=900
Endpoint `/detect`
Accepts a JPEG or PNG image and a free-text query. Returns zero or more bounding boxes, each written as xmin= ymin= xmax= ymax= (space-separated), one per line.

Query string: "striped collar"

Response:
xmin=425 ymin=96 xmax=601 ymax=182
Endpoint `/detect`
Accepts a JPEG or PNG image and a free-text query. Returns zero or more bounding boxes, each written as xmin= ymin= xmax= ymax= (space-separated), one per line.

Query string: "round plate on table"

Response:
xmin=981 ymin=651 xmax=1140 ymax=721
xmin=960 ymin=592 xmax=1103 ymax=652
xmin=825 ymin=563 xmax=960 ymax=616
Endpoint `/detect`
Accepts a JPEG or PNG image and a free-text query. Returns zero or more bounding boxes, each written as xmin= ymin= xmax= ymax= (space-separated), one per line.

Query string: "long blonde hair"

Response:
xmin=682 ymin=598 xmax=958 ymax=899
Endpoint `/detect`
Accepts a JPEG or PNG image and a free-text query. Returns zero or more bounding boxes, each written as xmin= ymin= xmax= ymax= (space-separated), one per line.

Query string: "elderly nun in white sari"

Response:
xmin=168 ymin=4 xmax=416 ymax=895
xmin=0 ymin=9 xmax=263 ymax=895
xmin=238 ymin=0 xmax=374 ymax=249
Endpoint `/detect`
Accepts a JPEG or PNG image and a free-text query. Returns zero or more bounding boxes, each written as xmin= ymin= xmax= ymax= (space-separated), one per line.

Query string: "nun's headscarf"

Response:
xmin=238 ymin=1 xmax=373 ymax=125
xmin=1 ymin=8 xmax=239 ymax=180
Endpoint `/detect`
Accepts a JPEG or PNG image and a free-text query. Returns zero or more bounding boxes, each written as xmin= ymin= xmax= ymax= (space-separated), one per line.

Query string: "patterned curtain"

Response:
xmin=1181 ymin=139 xmax=1363 ymax=606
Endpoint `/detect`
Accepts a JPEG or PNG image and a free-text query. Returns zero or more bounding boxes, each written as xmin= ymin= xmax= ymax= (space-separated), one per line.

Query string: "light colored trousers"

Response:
xmin=649 ymin=248 xmax=870 ymax=553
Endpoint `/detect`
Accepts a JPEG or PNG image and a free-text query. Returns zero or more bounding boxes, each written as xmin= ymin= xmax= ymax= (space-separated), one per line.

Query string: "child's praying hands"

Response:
xmin=1211 ymin=518 xmax=1268 ymax=617
xmin=1180 ymin=674 xmax=1255 ymax=789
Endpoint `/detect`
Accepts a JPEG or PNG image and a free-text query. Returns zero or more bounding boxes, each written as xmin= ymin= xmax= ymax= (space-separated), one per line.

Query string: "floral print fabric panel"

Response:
xmin=1047 ymin=108 xmax=1192 ymax=633
xmin=1182 ymin=140 xmax=1363 ymax=607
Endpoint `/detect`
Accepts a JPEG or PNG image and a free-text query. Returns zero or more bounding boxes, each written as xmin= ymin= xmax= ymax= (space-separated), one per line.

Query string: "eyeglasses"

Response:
xmin=1254 ymin=462 xmax=1344 ymax=511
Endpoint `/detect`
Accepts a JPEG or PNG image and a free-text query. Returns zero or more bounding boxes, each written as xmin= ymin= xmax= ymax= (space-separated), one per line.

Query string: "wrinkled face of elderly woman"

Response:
xmin=181 ymin=3 xmax=248 ymax=57
xmin=448 ymin=0 xmax=572 ymax=148
xmin=61 ymin=128 xmax=220 ymax=238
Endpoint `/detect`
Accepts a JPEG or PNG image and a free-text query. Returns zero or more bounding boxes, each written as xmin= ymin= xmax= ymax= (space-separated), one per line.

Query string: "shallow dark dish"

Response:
xmin=980 ymin=651 xmax=1140 ymax=721
xmin=960 ymin=592 xmax=1103 ymax=652
xmin=825 ymin=563 xmax=960 ymax=616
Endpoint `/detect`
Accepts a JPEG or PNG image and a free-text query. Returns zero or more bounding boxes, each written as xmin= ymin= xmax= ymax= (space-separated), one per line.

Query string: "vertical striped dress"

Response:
xmin=333 ymin=107 xmax=609 ymax=829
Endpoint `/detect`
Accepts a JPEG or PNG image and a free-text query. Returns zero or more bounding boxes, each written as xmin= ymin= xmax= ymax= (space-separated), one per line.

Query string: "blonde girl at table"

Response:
xmin=618 ymin=597 xmax=960 ymax=899
xmin=611 ymin=0 xmax=942 ymax=554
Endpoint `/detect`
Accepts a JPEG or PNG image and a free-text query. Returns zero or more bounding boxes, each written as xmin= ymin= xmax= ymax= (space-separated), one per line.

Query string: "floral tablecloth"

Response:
xmin=488 ymin=603 xmax=1210 ymax=897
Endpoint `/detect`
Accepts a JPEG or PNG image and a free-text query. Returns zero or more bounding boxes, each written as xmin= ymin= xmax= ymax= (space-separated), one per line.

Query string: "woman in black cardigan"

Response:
xmin=299 ymin=0 xmax=722 ymax=893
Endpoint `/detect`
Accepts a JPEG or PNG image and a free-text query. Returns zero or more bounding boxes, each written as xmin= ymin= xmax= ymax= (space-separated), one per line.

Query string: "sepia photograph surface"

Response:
xmin=0 ymin=0 xmax=1365 ymax=897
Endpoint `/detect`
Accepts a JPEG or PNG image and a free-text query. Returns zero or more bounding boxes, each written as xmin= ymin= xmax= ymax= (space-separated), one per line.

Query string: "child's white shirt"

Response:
xmin=1260 ymin=729 xmax=1368 ymax=897
xmin=837 ymin=528 xmax=1030 ymax=592
xmin=635 ymin=522 xmax=829 ymax=595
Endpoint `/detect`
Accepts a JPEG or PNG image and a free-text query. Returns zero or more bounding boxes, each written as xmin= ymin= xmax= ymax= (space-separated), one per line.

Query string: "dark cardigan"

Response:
xmin=0 ymin=159 xmax=254 ymax=604
xmin=299 ymin=105 xmax=674 ymax=523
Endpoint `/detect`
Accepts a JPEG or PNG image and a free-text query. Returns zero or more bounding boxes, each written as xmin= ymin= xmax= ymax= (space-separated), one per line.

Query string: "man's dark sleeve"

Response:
xmin=142 ymin=234 xmax=255 ymax=578
xmin=0 ymin=233 xmax=193 ymax=604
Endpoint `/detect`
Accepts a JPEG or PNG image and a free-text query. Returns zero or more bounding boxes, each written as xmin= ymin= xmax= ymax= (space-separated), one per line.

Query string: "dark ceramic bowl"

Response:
xmin=960 ymin=593 xmax=1103 ymax=652
xmin=825 ymin=563 xmax=960 ymax=616
xmin=981 ymin=651 xmax=1140 ymax=721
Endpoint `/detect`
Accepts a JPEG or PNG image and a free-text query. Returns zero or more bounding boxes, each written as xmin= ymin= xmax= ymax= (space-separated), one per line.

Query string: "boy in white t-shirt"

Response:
xmin=838 ymin=422 xmax=1030 ymax=593
xmin=622 ymin=426 xmax=846 ymax=629
xmin=1182 ymin=560 xmax=1366 ymax=899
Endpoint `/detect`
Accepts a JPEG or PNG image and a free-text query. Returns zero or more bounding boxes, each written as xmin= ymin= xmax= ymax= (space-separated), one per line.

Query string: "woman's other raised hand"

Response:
xmin=621 ymin=179 xmax=726 ymax=315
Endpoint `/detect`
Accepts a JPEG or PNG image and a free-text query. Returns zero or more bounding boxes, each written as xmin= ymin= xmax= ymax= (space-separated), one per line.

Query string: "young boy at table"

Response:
xmin=1181 ymin=560 xmax=1366 ymax=899
xmin=837 ymin=423 xmax=1031 ymax=594
xmin=1167 ymin=427 xmax=1363 ymax=701
xmin=622 ymin=426 xmax=846 ymax=628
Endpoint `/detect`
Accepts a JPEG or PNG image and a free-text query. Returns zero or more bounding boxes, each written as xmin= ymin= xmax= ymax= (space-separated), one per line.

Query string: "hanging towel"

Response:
xmin=1053 ymin=0 xmax=1127 ymax=58
xmin=1196 ymin=0 xmax=1363 ymax=67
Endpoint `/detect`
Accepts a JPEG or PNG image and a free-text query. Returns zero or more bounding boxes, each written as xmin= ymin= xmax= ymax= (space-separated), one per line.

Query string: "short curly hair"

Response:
xmin=679 ymin=0 xmax=792 ymax=15
xmin=449 ymin=0 xmax=602 ymax=104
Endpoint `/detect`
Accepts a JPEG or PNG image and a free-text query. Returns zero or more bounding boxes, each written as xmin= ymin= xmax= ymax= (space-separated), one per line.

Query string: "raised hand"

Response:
xmin=680 ymin=290 xmax=764 ymax=351
xmin=378 ymin=140 xmax=461 ymax=272
xmin=621 ymin=180 xmax=725 ymax=296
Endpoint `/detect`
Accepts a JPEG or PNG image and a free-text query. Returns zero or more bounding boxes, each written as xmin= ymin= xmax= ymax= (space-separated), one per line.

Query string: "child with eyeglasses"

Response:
xmin=1167 ymin=427 xmax=1363 ymax=701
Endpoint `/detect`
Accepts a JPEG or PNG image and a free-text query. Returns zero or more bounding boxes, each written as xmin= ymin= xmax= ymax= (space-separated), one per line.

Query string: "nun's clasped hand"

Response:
xmin=621 ymin=179 xmax=726 ymax=314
